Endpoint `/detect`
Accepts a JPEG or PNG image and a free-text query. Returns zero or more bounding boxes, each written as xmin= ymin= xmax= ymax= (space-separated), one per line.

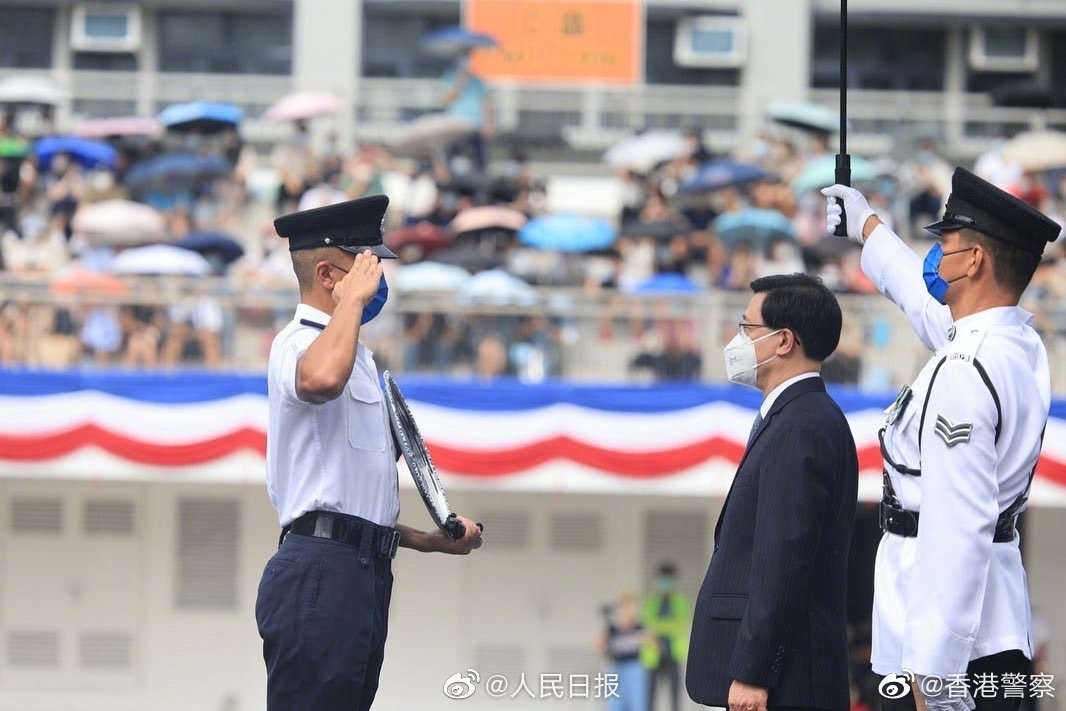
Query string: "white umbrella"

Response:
xmin=766 ymin=101 xmax=839 ymax=134
xmin=605 ymin=131 xmax=689 ymax=174
xmin=0 ymin=76 xmax=66 ymax=105
xmin=72 ymin=200 xmax=165 ymax=246
xmin=1002 ymin=131 xmax=1066 ymax=172
xmin=112 ymin=244 xmax=211 ymax=276
xmin=264 ymin=91 xmax=343 ymax=122
xmin=394 ymin=262 xmax=471 ymax=292
xmin=457 ymin=268 xmax=537 ymax=306
xmin=390 ymin=114 xmax=476 ymax=158
xmin=298 ymin=184 xmax=348 ymax=211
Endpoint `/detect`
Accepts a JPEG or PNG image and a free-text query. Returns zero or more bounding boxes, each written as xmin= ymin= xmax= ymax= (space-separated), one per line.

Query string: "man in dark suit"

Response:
xmin=687 ymin=273 xmax=858 ymax=711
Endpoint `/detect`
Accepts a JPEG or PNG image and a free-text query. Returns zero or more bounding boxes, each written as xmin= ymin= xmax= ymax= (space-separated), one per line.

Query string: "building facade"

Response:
xmin=1 ymin=0 xmax=1065 ymax=158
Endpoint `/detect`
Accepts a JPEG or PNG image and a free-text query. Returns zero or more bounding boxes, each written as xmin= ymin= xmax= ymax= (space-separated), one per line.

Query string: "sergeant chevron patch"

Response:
xmin=935 ymin=415 xmax=973 ymax=447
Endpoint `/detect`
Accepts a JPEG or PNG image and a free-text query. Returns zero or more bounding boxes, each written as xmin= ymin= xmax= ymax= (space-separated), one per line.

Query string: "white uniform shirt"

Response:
xmin=862 ymin=224 xmax=1050 ymax=678
xmin=265 ymin=303 xmax=400 ymax=528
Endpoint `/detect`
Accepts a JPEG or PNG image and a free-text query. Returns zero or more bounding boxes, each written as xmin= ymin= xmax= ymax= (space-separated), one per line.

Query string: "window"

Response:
xmin=674 ymin=16 xmax=746 ymax=69
xmin=361 ymin=4 xmax=457 ymax=79
xmin=7 ymin=630 xmax=60 ymax=668
xmin=969 ymin=26 xmax=1038 ymax=72
xmin=158 ymin=10 xmax=291 ymax=74
xmin=84 ymin=499 xmax=135 ymax=535
xmin=176 ymin=499 xmax=239 ymax=610
xmin=71 ymin=4 xmax=142 ymax=53
xmin=10 ymin=497 xmax=62 ymax=534
xmin=643 ymin=509 xmax=708 ymax=596
xmin=73 ymin=52 xmax=137 ymax=71
xmin=548 ymin=512 xmax=603 ymax=552
xmin=811 ymin=24 xmax=946 ymax=91
xmin=0 ymin=6 xmax=54 ymax=68
xmin=646 ymin=18 xmax=740 ymax=86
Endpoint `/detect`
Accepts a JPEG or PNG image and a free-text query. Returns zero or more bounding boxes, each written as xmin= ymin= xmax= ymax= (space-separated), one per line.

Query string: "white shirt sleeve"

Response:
xmin=901 ymin=359 xmax=1000 ymax=677
xmin=861 ymin=223 xmax=953 ymax=351
xmin=275 ymin=330 xmax=317 ymax=405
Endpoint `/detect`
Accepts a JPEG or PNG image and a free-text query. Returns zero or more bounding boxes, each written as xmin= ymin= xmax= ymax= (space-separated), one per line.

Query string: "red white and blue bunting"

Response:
xmin=1 ymin=369 xmax=1064 ymax=504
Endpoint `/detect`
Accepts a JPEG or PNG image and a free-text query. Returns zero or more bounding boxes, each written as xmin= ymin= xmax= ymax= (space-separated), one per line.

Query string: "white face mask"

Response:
xmin=723 ymin=329 xmax=782 ymax=388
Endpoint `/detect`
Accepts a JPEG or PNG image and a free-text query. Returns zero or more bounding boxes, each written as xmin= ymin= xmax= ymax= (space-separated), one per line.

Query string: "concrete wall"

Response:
xmin=0 ymin=477 xmax=1062 ymax=710
xmin=0 ymin=478 xmax=723 ymax=710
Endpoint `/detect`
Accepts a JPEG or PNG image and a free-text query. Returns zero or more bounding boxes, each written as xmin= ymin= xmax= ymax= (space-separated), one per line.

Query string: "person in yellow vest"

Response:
xmin=641 ymin=562 xmax=692 ymax=711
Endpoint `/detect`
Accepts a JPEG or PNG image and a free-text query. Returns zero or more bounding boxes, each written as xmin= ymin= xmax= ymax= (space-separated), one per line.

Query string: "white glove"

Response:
xmin=820 ymin=184 xmax=877 ymax=243
xmin=917 ymin=674 xmax=976 ymax=711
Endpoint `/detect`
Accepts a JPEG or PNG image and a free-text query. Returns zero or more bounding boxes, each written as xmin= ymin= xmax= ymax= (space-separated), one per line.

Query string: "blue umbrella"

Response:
xmin=791 ymin=154 xmax=875 ymax=194
xmin=713 ymin=208 xmax=795 ymax=249
xmin=159 ymin=102 xmax=243 ymax=132
xmin=34 ymin=136 xmax=116 ymax=170
xmin=519 ymin=214 xmax=616 ymax=253
xmin=124 ymin=153 xmax=231 ymax=188
xmin=421 ymin=27 xmax=498 ymax=56
xmin=681 ymin=160 xmax=772 ymax=193
xmin=632 ymin=273 xmax=700 ymax=294
xmin=173 ymin=231 xmax=245 ymax=263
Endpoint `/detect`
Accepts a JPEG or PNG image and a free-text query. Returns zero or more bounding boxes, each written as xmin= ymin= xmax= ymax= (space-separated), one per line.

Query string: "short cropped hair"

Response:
xmin=959 ymin=228 xmax=1040 ymax=296
xmin=750 ymin=273 xmax=842 ymax=362
xmin=290 ymin=247 xmax=335 ymax=294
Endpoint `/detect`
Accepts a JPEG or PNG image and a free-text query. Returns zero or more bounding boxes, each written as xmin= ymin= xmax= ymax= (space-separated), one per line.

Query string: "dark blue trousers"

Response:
xmin=255 ymin=532 xmax=393 ymax=711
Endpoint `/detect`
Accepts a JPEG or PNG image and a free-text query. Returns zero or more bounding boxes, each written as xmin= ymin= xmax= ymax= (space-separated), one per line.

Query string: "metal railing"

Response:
xmin=5 ymin=68 xmax=1058 ymax=158
xmin=3 ymin=275 xmax=1064 ymax=393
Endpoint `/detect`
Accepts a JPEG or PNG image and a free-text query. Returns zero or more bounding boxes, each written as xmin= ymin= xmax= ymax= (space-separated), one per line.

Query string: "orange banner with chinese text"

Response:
xmin=467 ymin=0 xmax=642 ymax=85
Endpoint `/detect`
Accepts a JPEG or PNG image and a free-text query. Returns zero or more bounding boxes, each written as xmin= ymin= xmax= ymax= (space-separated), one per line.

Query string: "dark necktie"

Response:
xmin=746 ymin=412 xmax=764 ymax=450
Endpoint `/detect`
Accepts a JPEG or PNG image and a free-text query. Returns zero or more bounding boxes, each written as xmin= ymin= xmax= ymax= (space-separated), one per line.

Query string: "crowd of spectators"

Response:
xmin=1 ymin=74 xmax=1065 ymax=384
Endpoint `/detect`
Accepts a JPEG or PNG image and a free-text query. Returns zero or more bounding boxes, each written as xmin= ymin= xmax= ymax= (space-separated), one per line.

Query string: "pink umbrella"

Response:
xmin=51 ymin=267 xmax=129 ymax=296
xmin=450 ymin=206 xmax=527 ymax=235
xmin=264 ymin=91 xmax=343 ymax=122
xmin=74 ymin=116 xmax=162 ymax=139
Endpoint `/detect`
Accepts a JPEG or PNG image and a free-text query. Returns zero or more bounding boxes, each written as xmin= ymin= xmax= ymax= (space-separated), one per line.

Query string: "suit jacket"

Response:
xmin=686 ymin=376 xmax=858 ymax=709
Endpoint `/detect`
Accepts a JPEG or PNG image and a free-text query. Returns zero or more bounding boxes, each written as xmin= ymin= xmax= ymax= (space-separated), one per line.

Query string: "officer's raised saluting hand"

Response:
xmin=427 ymin=514 xmax=484 ymax=555
xmin=331 ymin=250 xmax=383 ymax=307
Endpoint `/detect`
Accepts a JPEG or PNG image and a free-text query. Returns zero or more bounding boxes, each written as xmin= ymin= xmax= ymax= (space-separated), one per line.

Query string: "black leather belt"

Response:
xmin=282 ymin=510 xmax=400 ymax=559
xmin=879 ymin=500 xmax=1018 ymax=543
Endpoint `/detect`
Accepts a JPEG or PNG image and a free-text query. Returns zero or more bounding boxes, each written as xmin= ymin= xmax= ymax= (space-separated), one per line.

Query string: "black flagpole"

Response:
xmin=834 ymin=0 xmax=851 ymax=237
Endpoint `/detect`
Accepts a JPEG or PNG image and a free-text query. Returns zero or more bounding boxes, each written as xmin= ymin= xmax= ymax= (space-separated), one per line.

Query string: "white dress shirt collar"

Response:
xmin=294 ymin=302 xmax=332 ymax=327
xmin=953 ymin=305 xmax=1034 ymax=330
xmin=760 ymin=371 xmax=821 ymax=418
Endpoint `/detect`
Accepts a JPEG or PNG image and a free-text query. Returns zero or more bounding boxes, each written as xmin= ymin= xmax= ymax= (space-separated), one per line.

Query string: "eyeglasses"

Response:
xmin=738 ymin=320 xmax=771 ymax=335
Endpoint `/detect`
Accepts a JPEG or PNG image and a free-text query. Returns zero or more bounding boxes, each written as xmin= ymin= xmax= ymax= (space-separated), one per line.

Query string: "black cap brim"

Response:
xmin=337 ymin=243 xmax=399 ymax=259
xmin=923 ymin=216 xmax=973 ymax=236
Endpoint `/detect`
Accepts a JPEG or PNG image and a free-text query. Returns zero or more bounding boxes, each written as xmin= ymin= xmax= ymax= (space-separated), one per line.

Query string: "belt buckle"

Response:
xmin=380 ymin=529 xmax=399 ymax=559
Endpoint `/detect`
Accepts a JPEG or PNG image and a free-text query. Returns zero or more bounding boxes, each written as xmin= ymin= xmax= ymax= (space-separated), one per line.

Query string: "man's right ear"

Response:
xmin=316 ymin=261 xmax=337 ymax=290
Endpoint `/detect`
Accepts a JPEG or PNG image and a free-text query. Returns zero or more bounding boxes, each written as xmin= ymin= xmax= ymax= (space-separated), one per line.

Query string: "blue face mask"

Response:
xmin=922 ymin=243 xmax=972 ymax=305
xmin=361 ymin=275 xmax=389 ymax=324
xmin=330 ymin=261 xmax=389 ymax=324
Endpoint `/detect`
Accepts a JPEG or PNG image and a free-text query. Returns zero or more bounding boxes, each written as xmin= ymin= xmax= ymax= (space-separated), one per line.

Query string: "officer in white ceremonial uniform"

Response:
xmin=824 ymin=170 xmax=1058 ymax=711
xmin=256 ymin=195 xmax=482 ymax=711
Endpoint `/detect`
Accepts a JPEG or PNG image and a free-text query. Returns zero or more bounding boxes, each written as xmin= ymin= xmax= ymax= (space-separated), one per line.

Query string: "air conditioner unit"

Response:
xmin=674 ymin=16 xmax=747 ymax=69
xmin=71 ymin=3 xmax=142 ymax=53
xmin=969 ymin=26 xmax=1038 ymax=72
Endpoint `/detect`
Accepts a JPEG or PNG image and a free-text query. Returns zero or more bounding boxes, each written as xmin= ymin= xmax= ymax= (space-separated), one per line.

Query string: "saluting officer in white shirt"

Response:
xmin=824 ymin=169 xmax=1058 ymax=711
xmin=256 ymin=195 xmax=482 ymax=711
